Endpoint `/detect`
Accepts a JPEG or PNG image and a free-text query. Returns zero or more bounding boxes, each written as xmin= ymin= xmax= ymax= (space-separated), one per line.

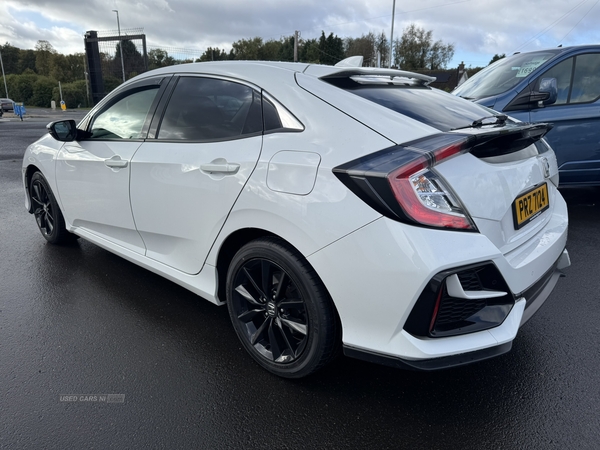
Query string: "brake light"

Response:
xmin=388 ymin=139 xmax=475 ymax=229
xmin=333 ymin=133 xmax=476 ymax=231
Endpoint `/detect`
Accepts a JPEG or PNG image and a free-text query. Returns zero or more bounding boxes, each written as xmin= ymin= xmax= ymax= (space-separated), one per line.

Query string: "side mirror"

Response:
xmin=47 ymin=120 xmax=78 ymax=142
xmin=530 ymin=77 xmax=558 ymax=107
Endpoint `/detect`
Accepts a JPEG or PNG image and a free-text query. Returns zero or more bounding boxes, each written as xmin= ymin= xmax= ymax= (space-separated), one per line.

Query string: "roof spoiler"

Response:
xmin=320 ymin=67 xmax=436 ymax=86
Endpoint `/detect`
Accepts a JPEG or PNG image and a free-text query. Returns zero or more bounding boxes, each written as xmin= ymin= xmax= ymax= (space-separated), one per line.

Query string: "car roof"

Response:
xmin=131 ymin=60 xmax=435 ymax=88
xmin=511 ymin=44 xmax=600 ymax=56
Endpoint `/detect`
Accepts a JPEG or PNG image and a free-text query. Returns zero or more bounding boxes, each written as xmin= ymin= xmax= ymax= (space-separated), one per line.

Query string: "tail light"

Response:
xmin=333 ymin=133 xmax=476 ymax=231
xmin=333 ymin=124 xmax=551 ymax=231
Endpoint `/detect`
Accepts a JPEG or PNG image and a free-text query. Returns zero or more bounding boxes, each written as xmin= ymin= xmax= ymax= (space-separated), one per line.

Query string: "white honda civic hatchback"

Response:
xmin=22 ymin=60 xmax=570 ymax=378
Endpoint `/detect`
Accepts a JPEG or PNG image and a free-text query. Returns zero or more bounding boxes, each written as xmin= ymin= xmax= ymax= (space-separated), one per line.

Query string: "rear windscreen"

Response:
xmin=326 ymin=77 xmax=499 ymax=131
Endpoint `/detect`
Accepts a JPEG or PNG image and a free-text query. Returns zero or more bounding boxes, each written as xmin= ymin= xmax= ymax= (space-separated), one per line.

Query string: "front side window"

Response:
xmin=537 ymin=57 xmax=573 ymax=105
xmin=157 ymin=77 xmax=262 ymax=141
xmin=535 ymin=53 xmax=600 ymax=105
xmin=570 ymin=53 xmax=600 ymax=103
xmin=89 ymin=87 xmax=159 ymax=139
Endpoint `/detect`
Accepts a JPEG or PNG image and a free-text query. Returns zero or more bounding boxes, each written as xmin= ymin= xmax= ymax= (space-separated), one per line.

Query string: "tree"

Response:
xmin=0 ymin=43 xmax=20 ymax=74
xmin=393 ymin=24 xmax=454 ymax=70
xmin=50 ymin=53 xmax=85 ymax=83
xmin=148 ymin=49 xmax=175 ymax=69
xmin=300 ymin=38 xmax=320 ymax=63
xmin=18 ymin=49 xmax=37 ymax=74
xmin=489 ymin=53 xmax=505 ymax=65
xmin=260 ymin=39 xmax=283 ymax=61
xmin=376 ymin=31 xmax=390 ymax=68
xmin=198 ymin=47 xmax=229 ymax=62
xmin=278 ymin=36 xmax=295 ymax=62
xmin=115 ymin=40 xmax=145 ymax=80
xmin=231 ymin=37 xmax=263 ymax=60
xmin=318 ymin=31 xmax=344 ymax=65
xmin=35 ymin=40 xmax=57 ymax=76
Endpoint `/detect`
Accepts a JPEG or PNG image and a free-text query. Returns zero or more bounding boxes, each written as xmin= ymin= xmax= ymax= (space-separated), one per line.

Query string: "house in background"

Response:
xmin=414 ymin=62 xmax=470 ymax=91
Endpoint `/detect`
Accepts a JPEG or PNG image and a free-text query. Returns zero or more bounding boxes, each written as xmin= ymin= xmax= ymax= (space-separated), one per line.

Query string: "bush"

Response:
xmin=52 ymin=80 xmax=89 ymax=108
xmin=6 ymin=73 xmax=38 ymax=105
xmin=31 ymin=76 xmax=56 ymax=107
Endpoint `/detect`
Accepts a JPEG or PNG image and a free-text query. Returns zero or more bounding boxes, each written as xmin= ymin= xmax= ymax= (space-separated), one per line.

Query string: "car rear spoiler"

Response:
xmin=451 ymin=122 xmax=553 ymax=158
xmin=303 ymin=65 xmax=436 ymax=86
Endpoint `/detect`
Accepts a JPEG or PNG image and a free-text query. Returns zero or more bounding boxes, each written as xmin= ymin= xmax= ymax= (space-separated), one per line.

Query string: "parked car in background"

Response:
xmin=22 ymin=60 xmax=569 ymax=378
xmin=453 ymin=45 xmax=600 ymax=186
xmin=0 ymin=98 xmax=14 ymax=112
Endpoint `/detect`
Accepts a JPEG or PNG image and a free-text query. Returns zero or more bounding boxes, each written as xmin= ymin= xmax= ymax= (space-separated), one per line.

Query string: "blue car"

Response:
xmin=453 ymin=45 xmax=600 ymax=186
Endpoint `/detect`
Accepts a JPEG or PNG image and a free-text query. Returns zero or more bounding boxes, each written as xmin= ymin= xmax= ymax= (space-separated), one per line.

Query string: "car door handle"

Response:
xmin=104 ymin=156 xmax=128 ymax=169
xmin=200 ymin=159 xmax=240 ymax=174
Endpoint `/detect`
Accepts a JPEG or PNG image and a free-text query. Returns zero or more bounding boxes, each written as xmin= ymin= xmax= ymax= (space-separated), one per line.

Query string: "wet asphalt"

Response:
xmin=1 ymin=116 xmax=599 ymax=449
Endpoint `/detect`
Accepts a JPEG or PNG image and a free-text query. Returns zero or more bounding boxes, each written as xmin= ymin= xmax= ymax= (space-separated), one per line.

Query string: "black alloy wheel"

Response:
xmin=227 ymin=237 xmax=339 ymax=378
xmin=29 ymin=172 xmax=74 ymax=244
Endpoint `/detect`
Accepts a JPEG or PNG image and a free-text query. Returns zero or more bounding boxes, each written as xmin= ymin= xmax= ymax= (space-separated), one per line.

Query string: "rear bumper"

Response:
xmin=519 ymin=248 xmax=570 ymax=326
xmin=308 ymin=197 xmax=569 ymax=369
xmin=341 ymin=248 xmax=569 ymax=371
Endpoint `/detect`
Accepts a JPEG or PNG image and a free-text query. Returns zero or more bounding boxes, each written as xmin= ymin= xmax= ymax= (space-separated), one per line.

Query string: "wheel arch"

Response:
xmin=215 ymin=228 xmax=276 ymax=304
xmin=24 ymin=164 xmax=42 ymax=213
xmin=214 ymin=228 xmax=341 ymax=329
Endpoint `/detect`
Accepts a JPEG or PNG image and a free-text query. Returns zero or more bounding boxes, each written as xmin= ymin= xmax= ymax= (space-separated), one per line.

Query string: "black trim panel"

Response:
xmin=344 ymin=341 xmax=513 ymax=371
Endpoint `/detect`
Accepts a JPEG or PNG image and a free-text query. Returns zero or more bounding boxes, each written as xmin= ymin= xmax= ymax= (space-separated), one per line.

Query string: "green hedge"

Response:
xmin=4 ymin=73 xmax=90 ymax=108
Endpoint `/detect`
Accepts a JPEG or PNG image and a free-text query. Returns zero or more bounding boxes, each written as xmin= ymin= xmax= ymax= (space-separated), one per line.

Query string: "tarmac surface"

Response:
xmin=1 ymin=115 xmax=600 ymax=449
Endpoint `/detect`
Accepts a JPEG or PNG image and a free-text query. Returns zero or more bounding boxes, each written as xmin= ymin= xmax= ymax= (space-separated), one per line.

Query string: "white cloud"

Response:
xmin=1 ymin=0 xmax=600 ymax=67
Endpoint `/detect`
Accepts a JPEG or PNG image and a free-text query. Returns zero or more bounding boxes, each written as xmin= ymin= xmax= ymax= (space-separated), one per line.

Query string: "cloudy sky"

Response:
xmin=1 ymin=0 xmax=600 ymax=68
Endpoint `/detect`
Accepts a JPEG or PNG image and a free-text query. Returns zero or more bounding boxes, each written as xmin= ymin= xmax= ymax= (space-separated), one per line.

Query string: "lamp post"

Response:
xmin=389 ymin=0 xmax=396 ymax=68
xmin=0 ymin=46 xmax=8 ymax=99
xmin=112 ymin=9 xmax=126 ymax=83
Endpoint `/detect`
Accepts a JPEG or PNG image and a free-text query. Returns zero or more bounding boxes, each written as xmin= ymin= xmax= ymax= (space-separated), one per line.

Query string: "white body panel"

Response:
xmin=56 ymin=140 xmax=145 ymax=253
xmin=205 ymin=105 xmax=392 ymax=266
xmin=435 ymin=149 xmax=561 ymax=254
xmin=130 ymin=136 xmax=262 ymax=274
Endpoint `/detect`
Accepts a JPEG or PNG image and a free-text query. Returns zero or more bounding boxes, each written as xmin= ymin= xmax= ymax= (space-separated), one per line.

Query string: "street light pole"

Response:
xmin=112 ymin=9 xmax=126 ymax=83
xmin=389 ymin=0 xmax=396 ymax=68
xmin=0 ymin=46 xmax=9 ymax=98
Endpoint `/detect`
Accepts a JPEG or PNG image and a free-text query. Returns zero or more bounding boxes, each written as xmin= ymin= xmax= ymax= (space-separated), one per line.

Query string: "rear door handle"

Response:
xmin=201 ymin=159 xmax=240 ymax=174
xmin=104 ymin=156 xmax=128 ymax=169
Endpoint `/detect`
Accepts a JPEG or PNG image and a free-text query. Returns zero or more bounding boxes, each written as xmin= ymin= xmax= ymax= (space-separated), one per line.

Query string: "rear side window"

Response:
xmin=328 ymin=78 xmax=496 ymax=131
xmin=158 ymin=77 xmax=262 ymax=141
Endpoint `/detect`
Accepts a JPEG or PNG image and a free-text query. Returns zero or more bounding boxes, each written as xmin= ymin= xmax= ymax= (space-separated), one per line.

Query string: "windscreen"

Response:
xmin=453 ymin=50 xmax=560 ymax=99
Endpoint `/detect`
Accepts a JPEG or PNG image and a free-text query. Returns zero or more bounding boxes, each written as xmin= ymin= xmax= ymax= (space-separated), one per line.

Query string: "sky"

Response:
xmin=1 ymin=0 xmax=600 ymax=68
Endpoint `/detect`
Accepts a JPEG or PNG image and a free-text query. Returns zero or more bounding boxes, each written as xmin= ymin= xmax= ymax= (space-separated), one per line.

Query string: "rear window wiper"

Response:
xmin=452 ymin=114 xmax=508 ymax=131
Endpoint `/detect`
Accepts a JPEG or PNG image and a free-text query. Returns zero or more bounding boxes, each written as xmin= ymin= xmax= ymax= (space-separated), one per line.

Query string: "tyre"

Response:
xmin=29 ymin=172 xmax=76 ymax=244
xmin=226 ymin=237 xmax=339 ymax=378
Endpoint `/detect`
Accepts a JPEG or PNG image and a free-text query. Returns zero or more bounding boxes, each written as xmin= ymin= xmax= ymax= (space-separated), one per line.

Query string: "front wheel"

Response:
xmin=226 ymin=237 xmax=339 ymax=378
xmin=29 ymin=171 xmax=76 ymax=244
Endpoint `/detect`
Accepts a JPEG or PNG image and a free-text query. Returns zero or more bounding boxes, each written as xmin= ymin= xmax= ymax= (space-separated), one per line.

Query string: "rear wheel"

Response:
xmin=30 ymin=172 xmax=76 ymax=244
xmin=226 ymin=237 xmax=339 ymax=378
